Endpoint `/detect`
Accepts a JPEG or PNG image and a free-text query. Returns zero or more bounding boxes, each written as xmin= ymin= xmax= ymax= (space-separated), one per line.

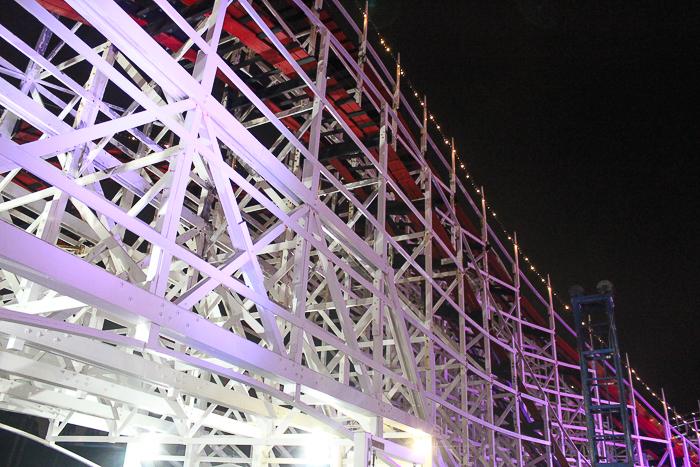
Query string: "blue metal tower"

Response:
xmin=571 ymin=282 xmax=635 ymax=467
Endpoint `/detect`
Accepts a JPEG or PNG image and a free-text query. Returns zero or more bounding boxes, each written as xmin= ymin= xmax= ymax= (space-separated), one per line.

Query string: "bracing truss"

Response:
xmin=0 ymin=1 xmax=698 ymax=466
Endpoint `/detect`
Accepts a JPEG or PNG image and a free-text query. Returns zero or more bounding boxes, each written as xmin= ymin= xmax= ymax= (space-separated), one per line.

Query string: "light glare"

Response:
xmin=413 ymin=437 xmax=432 ymax=461
xmin=124 ymin=443 xmax=158 ymax=467
xmin=305 ymin=443 xmax=331 ymax=466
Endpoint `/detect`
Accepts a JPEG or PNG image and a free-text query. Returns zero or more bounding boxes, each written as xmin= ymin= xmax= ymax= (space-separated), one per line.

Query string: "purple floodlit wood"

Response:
xmin=0 ymin=1 xmax=697 ymax=466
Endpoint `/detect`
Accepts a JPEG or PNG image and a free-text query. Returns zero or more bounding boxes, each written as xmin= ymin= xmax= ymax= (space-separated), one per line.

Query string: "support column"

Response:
xmin=626 ymin=354 xmax=645 ymax=467
xmin=391 ymin=54 xmax=400 ymax=151
xmin=480 ymin=190 xmax=496 ymax=466
xmin=449 ymin=140 xmax=457 ymax=249
xmin=307 ymin=0 xmax=324 ymax=55
xmin=453 ymin=152 xmax=468 ymax=467
xmin=251 ymin=444 xmax=264 ymax=467
xmin=371 ymin=102 xmax=389 ymax=426
xmin=548 ymin=275 xmax=563 ymax=461
xmin=662 ymin=389 xmax=678 ymax=467
xmin=354 ymin=432 xmax=371 ymax=467
xmin=513 ymin=234 xmax=524 ymax=467
xmin=421 ymin=98 xmax=435 ymax=426
xmin=289 ymin=21 xmax=330 ymax=384
xmin=696 ymin=402 xmax=700 ymax=461
xmin=184 ymin=442 xmax=201 ymax=467
xmin=355 ymin=1 xmax=369 ymax=106
xmin=147 ymin=107 xmax=202 ymax=296
xmin=147 ymin=0 xmax=227 ymax=296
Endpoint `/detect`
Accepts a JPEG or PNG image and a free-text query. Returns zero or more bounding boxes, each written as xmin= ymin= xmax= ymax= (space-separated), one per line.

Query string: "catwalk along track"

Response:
xmin=0 ymin=1 xmax=697 ymax=466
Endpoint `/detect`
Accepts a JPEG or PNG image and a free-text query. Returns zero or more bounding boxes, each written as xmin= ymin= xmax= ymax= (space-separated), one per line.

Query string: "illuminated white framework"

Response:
xmin=0 ymin=1 xmax=697 ymax=466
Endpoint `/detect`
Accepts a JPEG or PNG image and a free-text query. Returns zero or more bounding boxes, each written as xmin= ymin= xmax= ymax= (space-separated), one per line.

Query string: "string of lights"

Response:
xmin=349 ymin=0 xmax=694 ymax=438
xmin=347 ymin=2 xmax=571 ymax=304
xmin=628 ymin=367 xmax=700 ymax=436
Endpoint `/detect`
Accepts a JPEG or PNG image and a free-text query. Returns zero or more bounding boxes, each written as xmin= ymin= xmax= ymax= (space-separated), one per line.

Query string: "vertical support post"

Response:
xmin=696 ymin=401 xmax=700 ymax=455
xmin=306 ymin=25 xmax=329 ymax=191
xmin=353 ymin=432 xmax=371 ymax=467
xmin=147 ymin=107 xmax=202 ymax=296
xmin=355 ymin=0 xmax=368 ymax=105
xmin=307 ymin=0 xmax=324 ymax=55
xmin=420 ymin=96 xmax=427 ymax=158
xmin=626 ymin=354 xmax=645 ymax=467
xmin=449 ymin=139 xmax=457 ymax=249
xmin=547 ymin=275 xmax=561 ymax=466
xmin=391 ymin=54 xmax=400 ymax=151
xmin=450 ymin=140 xmax=467 ymax=466
xmin=682 ymin=437 xmax=691 ymax=467
xmin=420 ymin=96 xmax=428 ymax=160
xmin=289 ymin=210 xmax=311 ymax=371
xmin=592 ymin=357 xmax=605 ymax=463
xmin=123 ymin=442 xmax=136 ymax=467
xmin=513 ymin=233 xmax=524 ymax=467
xmin=184 ymin=442 xmax=199 ymax=467
xmin=370 ymin=102 xmax=389 ymax=434
xmin=148 ymin=0 xmax=228 ymax=296
xmin=419 ymin=92 xmax=434 ymax=425
xmin=289 ymin=21 xmax=331 ymax=380
xmin=480 ymin=189 xmax=496 ymax=465
xmin=251 ymin=444 xmax=263 ymax=467
xmin=662 ymin=389 xmax=678 ymax=467
xmin=548 ymin=276 xmax=563 ymax=458
xmin=331 ymin=444 xmax=342 ymax=467
xmin=423 ymin=161 xmax=435 ymax=425
xmin=545 ymin=403 xmax=554 ymax=467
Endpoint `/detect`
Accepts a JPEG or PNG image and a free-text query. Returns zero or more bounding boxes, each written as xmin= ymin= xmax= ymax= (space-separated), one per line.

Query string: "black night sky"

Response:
xmin=357 ymin=1 xmax=700 ymax=413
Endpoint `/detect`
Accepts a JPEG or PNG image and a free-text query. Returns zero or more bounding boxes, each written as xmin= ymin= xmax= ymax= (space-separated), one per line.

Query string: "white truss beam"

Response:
xmin=0 ymin=1 xmax=695 ymax=466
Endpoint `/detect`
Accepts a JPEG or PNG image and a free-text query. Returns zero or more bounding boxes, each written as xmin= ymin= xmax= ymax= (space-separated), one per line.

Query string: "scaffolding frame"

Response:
xmin=572 ymin=289 xmax=634 ymax=466
xmin=0 ymin=1 xmax=696 ymax=466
